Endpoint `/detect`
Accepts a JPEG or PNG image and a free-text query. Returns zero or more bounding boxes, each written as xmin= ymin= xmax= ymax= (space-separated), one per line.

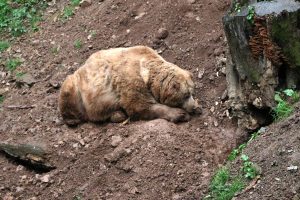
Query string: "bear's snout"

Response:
xmin=183 ymin=96 xmax=202 ymax=115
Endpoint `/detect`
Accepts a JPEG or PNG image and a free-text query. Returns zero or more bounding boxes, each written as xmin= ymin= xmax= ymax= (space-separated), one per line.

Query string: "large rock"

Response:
xmin=223 ymin=0 xmax=300 ymax=130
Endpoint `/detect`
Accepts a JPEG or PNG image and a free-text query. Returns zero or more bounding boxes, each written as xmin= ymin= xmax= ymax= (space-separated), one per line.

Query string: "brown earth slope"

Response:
xmin=0 ymin=0 xmax=244 ymax=199
xmin=232 ymin=103 xmax=300 ymax=200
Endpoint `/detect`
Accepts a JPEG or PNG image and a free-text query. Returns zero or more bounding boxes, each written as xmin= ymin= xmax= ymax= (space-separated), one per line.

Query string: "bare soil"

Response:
xmin=231 ymin=103 xmax=300 ymax=200
xmin=0 ymin=0 xmax=247 ymax=199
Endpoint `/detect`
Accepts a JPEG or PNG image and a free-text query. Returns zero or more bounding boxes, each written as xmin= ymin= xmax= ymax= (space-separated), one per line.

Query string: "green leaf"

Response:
xmin=241 ymin=154 xmax=249 ymax=161
xmin=283 ymin=89 xmax=295 ymax=97
xmin=274 ymin=93 xmax=283 ymax=102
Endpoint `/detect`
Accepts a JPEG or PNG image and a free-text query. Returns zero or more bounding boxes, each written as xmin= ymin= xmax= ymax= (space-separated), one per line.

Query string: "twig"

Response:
xmin=122 ymin=118 xmax=130 ymax=125
xmin=4 ymin=105 xmax=36 ymax=109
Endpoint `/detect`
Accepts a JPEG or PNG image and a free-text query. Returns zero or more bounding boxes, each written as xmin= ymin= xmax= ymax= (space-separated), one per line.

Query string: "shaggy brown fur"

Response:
xmin=59 ymin=46 xmax=201 ymax=125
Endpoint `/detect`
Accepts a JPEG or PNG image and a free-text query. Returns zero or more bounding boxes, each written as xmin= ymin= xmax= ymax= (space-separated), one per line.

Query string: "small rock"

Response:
xmin=213 ymin=47 xmax=223 ymax=56
xmin=187 ymin=0 xmax=196 ymax=4
xmin=287 ymin=165 xmax=298 ymax=172
xmin=209 ymin=74 xmax=214 ymax=81
xmin=111 ymin=135 xmax=122 ymax=147
xmin=16 ymin=73 xmax=37 ymax=87
xmin=16 ymin=186 xmax=24 ymax=193
xmin=213 ymin=120 xmax=219 ymax=127
xmin=258 ymin=127 xmax=267 ymax=134
xmin=49 ymin=81 xmax=60 ymax=89
xmin=156 ymin=28 xmax=169 ymax=40
xmin=221 ymin=89 xmax=228 ymax=101
xmin=128 ymin=186 xmax=139 ymax=194
xmin=0 ymin=88 xmax=9 ymax=96
xmin=40 ymin=174 xmax=50 ymax=183
xmin=210 ymin=106 xmax=215 ymax=113
xmin=80 ymin=0 xmax=92 ymax=8
xmin=198 ymin=68 xmax=205 ymax=79
xmin=16 ymin=165 xmax=24 ymax=171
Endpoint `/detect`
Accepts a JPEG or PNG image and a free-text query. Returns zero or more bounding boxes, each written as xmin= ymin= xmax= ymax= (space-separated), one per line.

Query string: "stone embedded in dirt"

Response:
xmin=287 ymin=165 xmax=298 ymax=172
xmin=111 ymin=135 xmax=123 ymax=147
xmin=198 ymin=68 xmax=205 ymax=79
xmin=213 ymin=120 xmax=219 ymax=127
xmin=221 ymin=89 xmax=228 ymax=101
xmin=16 ymin=73 xmax=37 ymax=87
xmin=104 ymin=148 xmax=131 ymax=163
xmin=187 ymin=0 xmax=196 ymax=4
xmin=0 ymin=87 xmax=9 ymax=96
xmin=16 ymin=165 xmax=24 ymax=172
xmin=80 ymin=0 xmax=92 ymax=8
xmin=40 ymin=174 xmax=50 ymax=183
xmin=128 ymin=186 xmax=139 ymax=194
xmin=16 ymin=186 xmax=24 ymax=193
xmin=156 ymin=28 xmax=169 ymax=40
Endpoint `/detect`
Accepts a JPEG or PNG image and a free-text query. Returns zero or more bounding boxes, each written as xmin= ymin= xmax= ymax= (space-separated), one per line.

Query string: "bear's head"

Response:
xmin=158 ymin=66 xmax=202 ymax=114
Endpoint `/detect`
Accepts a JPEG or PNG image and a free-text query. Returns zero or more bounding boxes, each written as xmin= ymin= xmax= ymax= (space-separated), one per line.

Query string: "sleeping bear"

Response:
xmin=59 ymin=46 xmax=201 ymax=126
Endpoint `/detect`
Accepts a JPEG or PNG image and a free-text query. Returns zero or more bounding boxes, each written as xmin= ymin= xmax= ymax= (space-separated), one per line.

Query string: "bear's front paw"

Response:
xmin=167 ymin=108 xmax=190 ymax=123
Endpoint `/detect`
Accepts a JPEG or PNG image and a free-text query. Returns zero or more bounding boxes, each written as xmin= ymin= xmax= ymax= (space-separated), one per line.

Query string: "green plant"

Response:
xmin=241 ymin=154 xmax=257 ymax=180
xmin=5 ymin=58 xmax=22 ymax=72
xmin=247 ymin=6 xmax=255 ymax=24
xmin=0 ymin=95 xmax=4 ymax=104
xmin=63 ymin=6 xmax=74 ymax=19
xmin=0 ymin=41 xmax=10 ymax=52
xmin=248 ymin=131 xmax=259 ymax=143
xmin=71 ymin=0 xmax=81 ymax=6
xmin=273 ymin=89 xmax=299 ymax=120
xmin=283 ymin=89 xmax=300 ymax=102
xmin=228 ymin=143 xmax=246 ymax=161
xmin=15 ymin=72 xmax=26 ymax=77
xmin=207 ymin=167 xmax=245 ymax=200
xmin=74 ymin=39 xmax=82 ymax=49
xmin=51 ymin=46 xmax=59 ymax=54
xmin=62 ymin=0 xmax=81 ymax=20
xmin=234 ymin=2 xmax=241 ymax=13
xmin=0 ymin=0 xmax=47 ymax=37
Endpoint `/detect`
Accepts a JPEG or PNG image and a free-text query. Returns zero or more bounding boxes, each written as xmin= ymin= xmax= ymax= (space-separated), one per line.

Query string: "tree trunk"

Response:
xmin=223 ymin=0 xmax=300 ymax=130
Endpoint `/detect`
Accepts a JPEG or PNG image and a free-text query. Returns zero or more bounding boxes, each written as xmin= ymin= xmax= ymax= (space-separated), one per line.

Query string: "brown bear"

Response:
xmin=59 ymin=46 xmax=201 ymax=126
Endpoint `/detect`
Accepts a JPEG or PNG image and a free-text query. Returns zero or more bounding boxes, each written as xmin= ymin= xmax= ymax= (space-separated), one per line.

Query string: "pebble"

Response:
xmin=213 ymin=120 xmax=219 ymax=127
xmin=16 ymin=73 xmax=37 ymax=87
xmin=187 ymin=0 xmax=196 ymax=4
xmin=198 ymin=68 xmax=205 ymax=79
xmin=40 ymin=174 xmax=50 ymax=183
xmin=80 ymin=0 xmax=92 ymax=8
xmin=16 ymin=187 xmax=24 ymax=193
xmin=287 ymin=165 xmax=298 ymax=172
xmin=111 ymin=135 xmax=123 ymax=147
xmin=156 ymin=28 xmax=169 ymax=40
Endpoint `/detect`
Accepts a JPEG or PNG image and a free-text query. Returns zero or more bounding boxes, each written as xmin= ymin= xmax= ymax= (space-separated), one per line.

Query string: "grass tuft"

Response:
xmin=5 ymin=58 xmax=22 ymax=72
xmin=208 ymin=167 xmax=245 ymax=200
xmin=0 ymin=41 xmax=10 ymax=52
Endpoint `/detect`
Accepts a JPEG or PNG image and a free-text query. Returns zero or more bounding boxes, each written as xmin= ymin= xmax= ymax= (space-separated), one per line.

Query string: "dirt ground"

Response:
xmin=0 ymin=0 xmax=246 ymax=199
xmin=231 ymin=103 xmax=300 ymax=200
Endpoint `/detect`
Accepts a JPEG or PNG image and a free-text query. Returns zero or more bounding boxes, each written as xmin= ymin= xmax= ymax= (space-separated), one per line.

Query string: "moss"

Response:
xmin=271 ymin=11 xmax=300 ymax=67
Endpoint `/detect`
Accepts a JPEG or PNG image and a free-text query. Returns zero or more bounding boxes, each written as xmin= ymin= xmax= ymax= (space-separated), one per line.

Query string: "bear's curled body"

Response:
xmin=59 ymin=46 xmax=201 ymax=125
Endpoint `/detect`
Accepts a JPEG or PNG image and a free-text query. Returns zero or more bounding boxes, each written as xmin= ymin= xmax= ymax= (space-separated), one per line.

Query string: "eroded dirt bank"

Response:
xmin=0 ymin=0 xmax=245 ymax=199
